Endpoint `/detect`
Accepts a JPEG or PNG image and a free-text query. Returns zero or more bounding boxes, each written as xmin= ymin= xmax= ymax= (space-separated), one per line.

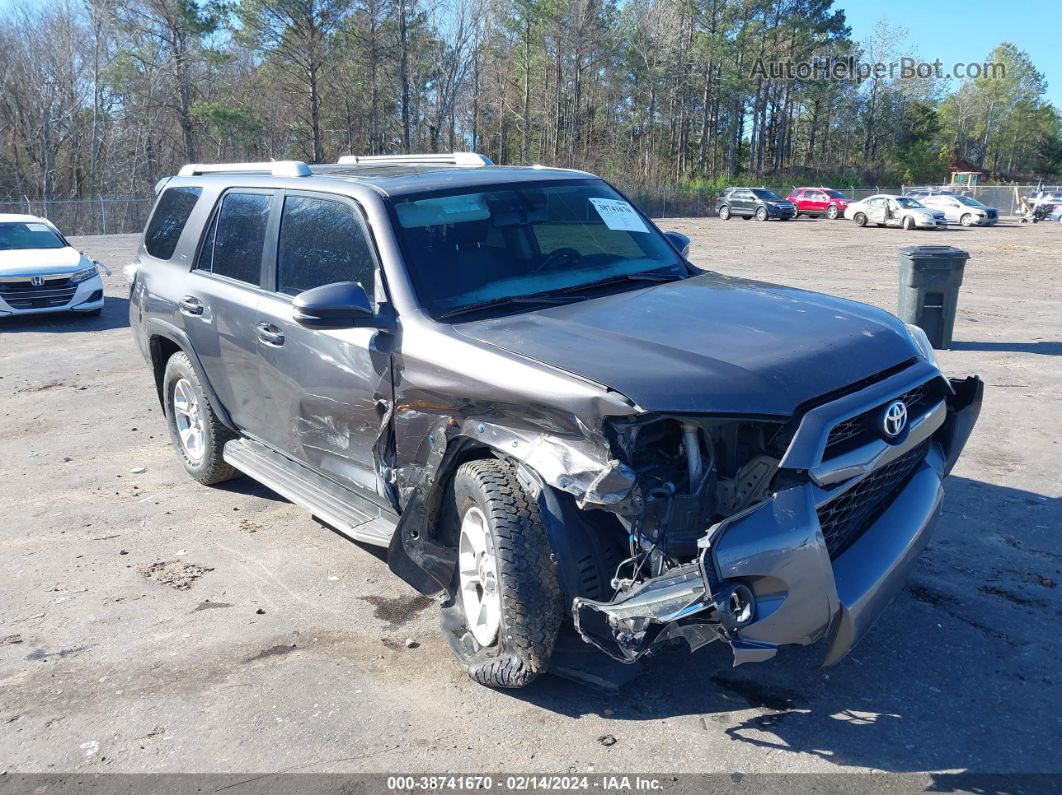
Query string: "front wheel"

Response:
xmin=755 ymin=206 xmax=769 ymax=221
xmin=854 ymin=213 xmax=868 ymax=227
xmin=902 ymin=215 xmax=915 ymax=230
xmin=826 ymin=205 xmax=839 ymax=220
xmin=440 ymin=459 xmax=563 ymax=689
xmin=960 ymin=213 xmax=974 ymax=227
xmin=163 ymin=352 xmax=239 ymax=485
xmin=718 ymin=205 xmax=731 ymax=220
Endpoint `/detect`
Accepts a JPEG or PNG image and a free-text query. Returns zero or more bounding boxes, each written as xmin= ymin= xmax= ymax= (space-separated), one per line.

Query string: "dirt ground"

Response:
xmin=1 ymin=218 xmax=1060 ymax=777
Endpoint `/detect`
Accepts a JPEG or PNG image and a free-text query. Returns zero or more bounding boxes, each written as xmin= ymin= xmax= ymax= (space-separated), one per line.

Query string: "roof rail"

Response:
xmin=336 ymin=152 xmax=493 ymax=167
xmin=177 ymin=161 xmax=311 ymax=178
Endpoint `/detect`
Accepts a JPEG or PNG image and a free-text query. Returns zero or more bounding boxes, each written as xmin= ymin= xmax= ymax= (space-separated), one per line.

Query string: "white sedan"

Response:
xmin=922 ymin=194 xmax=999 ymax=226
xmin=844 ymin=194 xmax=947 ymax=230
xmin=0 ymin=214 xmax=104 ymax=318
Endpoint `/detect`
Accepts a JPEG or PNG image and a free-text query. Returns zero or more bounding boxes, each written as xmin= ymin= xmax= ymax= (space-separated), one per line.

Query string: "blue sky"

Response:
xmin=836 ymin=0 xmax=1062 ymax=109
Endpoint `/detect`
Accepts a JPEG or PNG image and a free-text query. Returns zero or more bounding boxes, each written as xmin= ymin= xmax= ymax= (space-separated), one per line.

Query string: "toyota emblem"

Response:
xmin=882 ymin=400 xmax=908 ymax=439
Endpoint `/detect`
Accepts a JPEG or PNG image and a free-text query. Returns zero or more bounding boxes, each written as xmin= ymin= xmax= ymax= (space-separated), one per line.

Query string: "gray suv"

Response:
xmin=129 ymin=154 xmax=982 ymax=688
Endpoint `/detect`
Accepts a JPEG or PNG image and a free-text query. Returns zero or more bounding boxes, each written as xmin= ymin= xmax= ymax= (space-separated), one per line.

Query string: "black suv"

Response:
xmin=715 ymin=187 xmax=796 ymax=221
xmin=130 ymin=154 xmax=982 ymax=688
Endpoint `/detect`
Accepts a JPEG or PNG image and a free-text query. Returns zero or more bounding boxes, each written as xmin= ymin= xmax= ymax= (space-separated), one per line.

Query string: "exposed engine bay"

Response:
xmin=571 ymin=416 xmax=791 ymax=662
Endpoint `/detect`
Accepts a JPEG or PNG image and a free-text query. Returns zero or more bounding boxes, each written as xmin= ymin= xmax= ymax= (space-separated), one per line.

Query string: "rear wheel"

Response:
xmin=755 ymin=206 xmax=768 ymax=221
xmin=718 ymin=205 xmax=731 ymax=220
xmin=826 ymin=205 xmax=839 ymax=220
xmin=440 ymin=459 xmax=563 ymax=688
xmin=163 ymin=352 xmax=239 ymax=485
xmin=854 ymin=212 xmax=868 ymax=227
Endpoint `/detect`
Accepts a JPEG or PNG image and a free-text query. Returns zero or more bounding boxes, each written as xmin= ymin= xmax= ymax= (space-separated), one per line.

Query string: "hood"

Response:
xmin=0 ymin=246 xmax=85 ymax=277
xmin=453 ymin=273 xmax=920 ymax=416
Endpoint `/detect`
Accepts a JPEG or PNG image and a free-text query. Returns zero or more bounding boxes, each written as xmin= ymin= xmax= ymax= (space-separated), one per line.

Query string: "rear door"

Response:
xmin=808 ymin=190 xmax=828 ymax=215
xmin=252 ymin=191 xmax=393 ymax=501
xmin=180 ymin=190 xmax=274 ymax=431
xmin=864 ymin=197 xmax=887 ymax=225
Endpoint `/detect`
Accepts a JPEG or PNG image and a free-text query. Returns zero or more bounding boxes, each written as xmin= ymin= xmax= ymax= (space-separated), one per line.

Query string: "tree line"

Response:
xmin=1 ymin=0 xmax=1060 ymax=202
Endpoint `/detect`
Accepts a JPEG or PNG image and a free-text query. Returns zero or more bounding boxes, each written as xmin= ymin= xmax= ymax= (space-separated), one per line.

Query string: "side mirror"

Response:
xmin=664 ymin=231 xmax=690 ymax=258
xmin=292 ymin=281 xmax=375 ymax=329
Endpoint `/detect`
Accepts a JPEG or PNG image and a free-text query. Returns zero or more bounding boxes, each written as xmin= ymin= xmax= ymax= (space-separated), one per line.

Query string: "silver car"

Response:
xmin=845 ymin=194 xmax=947 ymax=230
xmin=922 ymin=194 xmax=998 ymax=226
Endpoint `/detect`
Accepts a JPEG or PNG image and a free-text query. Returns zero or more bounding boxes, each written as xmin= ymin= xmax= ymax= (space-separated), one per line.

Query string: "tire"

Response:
xmin=755 ymin=206 xmax=768 ymax=221
xmin=960 ymin=213 xmax=973 ymax=227
xmin=854 ymin=213 xmax=868 ymax=227
xmin=439 ymin=459 xmax=563 ymax=688
xmin=718 ymin=205 xmax=731 ymax=220
xmin=902 ymin=216 xmax=915 ymax=231
xmin=163 ymin=351 xmax=239 ymax=485
xmin=826 ymin=205 xmax=839 ymax=220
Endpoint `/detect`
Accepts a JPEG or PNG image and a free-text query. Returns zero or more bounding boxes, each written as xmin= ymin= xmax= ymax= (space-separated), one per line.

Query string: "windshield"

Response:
xmin=390 ymin=180 xmax=685 ymax=318
xmin=956 ymin=195 xmax=984 ymax=207
xmin=0 ymin=221 xmax=66 ymax=251
xmin=752 ymin=189 xmax=781 ymax=200
xmin=896 ymin=197 xmax=924 ymax=209
xmin=824 ymin=190 xmax=848 ymax=199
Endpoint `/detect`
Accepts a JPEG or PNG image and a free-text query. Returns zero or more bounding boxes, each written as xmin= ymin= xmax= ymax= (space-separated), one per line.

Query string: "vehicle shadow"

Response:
xmin=949 ymin=340 xmax=1061 ymax=356
xmin=0 ymin=296 xmax=130 ymax=333
xmin=506 ymin=476 xmax=1061 ymax=772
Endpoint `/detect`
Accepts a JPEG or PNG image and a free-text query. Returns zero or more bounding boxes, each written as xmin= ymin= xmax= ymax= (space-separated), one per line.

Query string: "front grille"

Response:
xmin=0 ymin=279 xmax=77 ymax=309
xmin=825 ymin=381 xmax=936 ymax=454
xmin=817 ymin=439 xmax=930 ymax=559
xmin=986 ymin=209 xmax=997 ymax=219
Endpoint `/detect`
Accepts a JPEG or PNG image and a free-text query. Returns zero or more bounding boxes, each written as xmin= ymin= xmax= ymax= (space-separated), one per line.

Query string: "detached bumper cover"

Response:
xmin=574 ymin=374 xmax=983 ymax=667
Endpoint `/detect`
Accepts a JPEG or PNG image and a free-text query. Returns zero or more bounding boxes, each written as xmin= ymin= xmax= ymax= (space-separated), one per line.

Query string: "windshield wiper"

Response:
xmin=438 ymin=293 xmax=586 ymax=320
xmin=437 ymin=270 xmax=681 ymax=320
xmin=553 ymin=270 xmax=679 ymax=295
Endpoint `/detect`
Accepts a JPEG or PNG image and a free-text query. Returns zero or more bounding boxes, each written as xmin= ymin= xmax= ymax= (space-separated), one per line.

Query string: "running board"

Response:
xmin=223 ymin=438 xmax=397 ymax=547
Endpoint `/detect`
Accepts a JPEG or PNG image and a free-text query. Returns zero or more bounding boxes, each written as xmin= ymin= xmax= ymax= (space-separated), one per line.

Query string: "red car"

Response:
xmin=786 ymin=187 xmax=852 ymax=220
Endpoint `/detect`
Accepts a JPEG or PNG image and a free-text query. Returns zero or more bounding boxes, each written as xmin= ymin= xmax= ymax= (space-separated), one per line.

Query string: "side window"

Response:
xmin=276 ymin=195 xmax=376 ymax=298
xmin=145 ymin=187 xmax=202 ymax=260
xmin=196 ymin=192 xmax=270 ymax=285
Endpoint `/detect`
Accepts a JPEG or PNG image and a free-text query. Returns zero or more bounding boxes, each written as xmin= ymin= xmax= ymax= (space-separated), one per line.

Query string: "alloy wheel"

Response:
xmin=172 ymin=378 xmax=206 ymax=463
xmin=458 ymin=506 xmax=502 ymax=646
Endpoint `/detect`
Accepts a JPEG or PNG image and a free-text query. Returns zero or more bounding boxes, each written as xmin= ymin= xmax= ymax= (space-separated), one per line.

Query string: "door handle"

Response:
xmin=257 ymin=322 xmax=285 ymax=346
xmin=179 ymin=295 xmax=204 ymax=316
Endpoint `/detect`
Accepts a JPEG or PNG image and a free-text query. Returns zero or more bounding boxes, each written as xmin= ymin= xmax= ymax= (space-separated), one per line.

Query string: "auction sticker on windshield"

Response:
xmin=589 ymin=198 xmax=650 ymax=233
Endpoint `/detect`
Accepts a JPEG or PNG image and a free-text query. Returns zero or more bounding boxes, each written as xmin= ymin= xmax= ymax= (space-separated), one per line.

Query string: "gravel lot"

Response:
xmin=2 ymin=219 xmax=1060 ymax=776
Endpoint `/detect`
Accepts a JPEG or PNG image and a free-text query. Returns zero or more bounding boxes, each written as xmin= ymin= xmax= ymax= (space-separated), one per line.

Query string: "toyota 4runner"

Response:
xmin=129 ymin=154 xmax=982 ymax=688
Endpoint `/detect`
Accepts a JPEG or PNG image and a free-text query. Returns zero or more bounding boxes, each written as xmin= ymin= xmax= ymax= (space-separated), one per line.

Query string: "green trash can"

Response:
xmin=897 ymin=245 xmax=969 ymax=349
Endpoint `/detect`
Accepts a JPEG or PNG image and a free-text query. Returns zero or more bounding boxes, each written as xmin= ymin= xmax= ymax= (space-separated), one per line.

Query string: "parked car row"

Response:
xmin=715 ymin=185 xmax=1008 ymax=231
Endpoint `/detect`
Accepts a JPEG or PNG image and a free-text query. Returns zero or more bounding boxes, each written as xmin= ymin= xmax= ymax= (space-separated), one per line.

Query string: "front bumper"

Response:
xmin=768 ymin=205 xmax=797 ymax=218
xmin=574 ymin=372 xmax=983 ymax=667
xmin=0 ymin=274 xmax=105 ymax=317
xmin=915 ymin=216 xmax=948 ymax=229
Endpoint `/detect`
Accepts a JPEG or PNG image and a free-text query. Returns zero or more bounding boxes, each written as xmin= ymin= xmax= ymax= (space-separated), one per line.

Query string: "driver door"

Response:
xmin=252 ymin=191 xmax=393 ymax=503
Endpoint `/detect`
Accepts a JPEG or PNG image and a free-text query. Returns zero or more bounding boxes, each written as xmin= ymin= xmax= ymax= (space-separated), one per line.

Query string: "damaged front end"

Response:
xmin=571 ymin=364 xmax=984 ymax=668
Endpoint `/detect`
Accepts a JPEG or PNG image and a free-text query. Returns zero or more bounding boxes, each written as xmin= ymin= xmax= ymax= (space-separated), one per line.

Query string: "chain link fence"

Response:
xmin=0 ymin=197 xmax=155 ymax=236
xmin=3 ymin=184 xmax=1058 ymax=233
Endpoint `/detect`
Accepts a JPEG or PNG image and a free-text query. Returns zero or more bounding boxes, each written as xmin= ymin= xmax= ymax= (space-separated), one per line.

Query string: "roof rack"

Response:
xmin=177 ymin=161 xmax=311 ymax=178
xmin=336 ymin=152 xmax=493 ymax=167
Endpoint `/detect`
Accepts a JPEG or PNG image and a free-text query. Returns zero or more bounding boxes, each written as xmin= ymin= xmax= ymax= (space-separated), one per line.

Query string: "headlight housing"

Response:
xmin=69 ymin=266 xmax=98 ymax=284
xmin=906 ymin=323 xmax=938 ymax=367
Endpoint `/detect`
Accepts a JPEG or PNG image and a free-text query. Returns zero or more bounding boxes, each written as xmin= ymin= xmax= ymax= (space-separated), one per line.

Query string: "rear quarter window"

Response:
xmin=145 ymin=187 xmax=202 ymax=260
